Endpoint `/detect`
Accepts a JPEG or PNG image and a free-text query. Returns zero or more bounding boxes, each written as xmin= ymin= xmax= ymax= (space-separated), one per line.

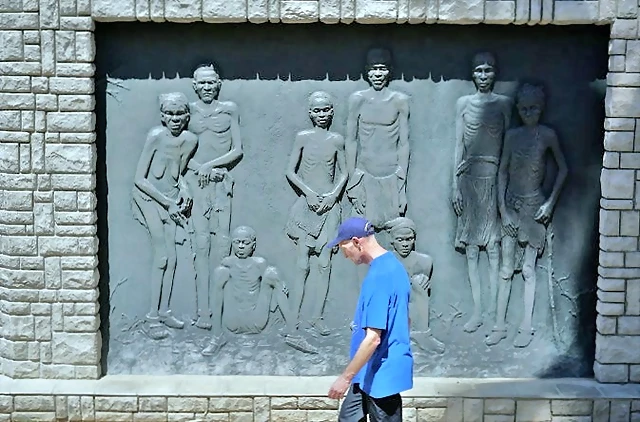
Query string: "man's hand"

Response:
xmin=306 ymin=194 xmax=322 ymax=212
xmin=328 ymin=375 xmax=350 ymax=399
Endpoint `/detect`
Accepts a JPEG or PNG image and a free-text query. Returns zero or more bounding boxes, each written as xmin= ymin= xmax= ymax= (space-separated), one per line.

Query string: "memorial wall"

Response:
xmin=96 ymin=22 xmax=608 ymax=377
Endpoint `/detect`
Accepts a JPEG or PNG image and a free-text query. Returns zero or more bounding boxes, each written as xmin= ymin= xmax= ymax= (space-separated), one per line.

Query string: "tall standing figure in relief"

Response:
xmin=387 ymin=217 xmax=445 ymax=354
xmin=346 ymin=48 xmax=410 ymax=229
xmin=486 ymin=84 xmax=568 ymax=348
xmin=132 ymin=92 xmax=198 ymax=330
xmin=202 ymin=226 xmax=317 ymax=356
xmin=186 ymin=63 xmax=244 ymax=330
xmin=285 ymin=91 xmax=348 ymax=335
xmin=452 ymin=52 xmax=512 ymax=333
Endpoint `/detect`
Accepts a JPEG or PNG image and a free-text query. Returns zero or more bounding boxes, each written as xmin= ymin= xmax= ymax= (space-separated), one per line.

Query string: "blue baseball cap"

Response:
xmin=326 ymin=217 xmax=376 ymax=249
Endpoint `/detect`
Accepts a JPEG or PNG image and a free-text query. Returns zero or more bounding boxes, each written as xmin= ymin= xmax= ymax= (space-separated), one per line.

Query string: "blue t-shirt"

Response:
xmin=349 ymin=251 xmax=413 ymax=398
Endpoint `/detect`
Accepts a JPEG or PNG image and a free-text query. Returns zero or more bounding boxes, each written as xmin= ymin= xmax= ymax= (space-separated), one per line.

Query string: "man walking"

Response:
xmin=326 ymin=217 xmax=413 ymax=422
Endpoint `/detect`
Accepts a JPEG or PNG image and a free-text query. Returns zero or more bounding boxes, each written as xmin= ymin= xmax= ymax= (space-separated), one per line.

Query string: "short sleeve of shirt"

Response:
xmin=361 ymin=287 xmax=391 ymax=331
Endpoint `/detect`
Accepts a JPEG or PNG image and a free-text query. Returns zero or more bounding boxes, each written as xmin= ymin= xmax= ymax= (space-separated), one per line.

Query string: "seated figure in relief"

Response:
xmin=202 ymin=226 xmax=317 ymax=356
xmin=386 ymin=217 xmax=445 ymax=354
xmin=285 ymin=91 xmax=347 ymax=336
xmin=131 ymin=92 xmax=197 ymax=331
xmin=485 ymin=83 xmax=568 ymax=348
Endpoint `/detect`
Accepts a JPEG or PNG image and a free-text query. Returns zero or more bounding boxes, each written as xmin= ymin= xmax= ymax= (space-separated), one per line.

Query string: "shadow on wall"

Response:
xmin=94 ymin=22 xmax=607 ymax=377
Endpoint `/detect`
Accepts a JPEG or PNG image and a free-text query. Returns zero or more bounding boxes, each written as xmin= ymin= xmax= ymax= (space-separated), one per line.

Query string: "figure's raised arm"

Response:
xmin=133 ymin=129 xmax=172 ymax=210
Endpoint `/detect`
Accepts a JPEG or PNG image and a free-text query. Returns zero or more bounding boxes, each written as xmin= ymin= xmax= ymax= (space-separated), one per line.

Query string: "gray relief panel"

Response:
xmin=95 ymin=23 xmax=608 ymax=377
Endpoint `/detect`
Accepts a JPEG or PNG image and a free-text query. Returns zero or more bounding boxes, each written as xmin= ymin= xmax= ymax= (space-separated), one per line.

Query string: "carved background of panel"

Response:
xmin=98 ymin=23 xmax=607 ymax=377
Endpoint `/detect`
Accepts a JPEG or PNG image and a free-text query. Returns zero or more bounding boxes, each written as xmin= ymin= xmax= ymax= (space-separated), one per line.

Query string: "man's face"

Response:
xmin=367 ymin=64 xmax=390 ymax=91
xmin=517 ymin=98 xmax=542 ymax=127
xmin=232 ymin=233 xmax=255 ymax=259
xmin=160 ymin=102 xmax=189 ymax=136
xmin=193 ymin=69 xmax=221 ymax=104
xmin=392 ymin=230 xmax=415 ymax=258
xmin=472 ymin=63 xmax=495 ymax=93
xmin=309 ymin=98 xmax=334 ymax=129
xmin=339 ymin=238 xmax=365 ymax=265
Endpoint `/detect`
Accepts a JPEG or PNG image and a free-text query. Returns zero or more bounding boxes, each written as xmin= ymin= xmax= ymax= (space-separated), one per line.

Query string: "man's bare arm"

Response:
xmin=341 ymin=327 xmax=382 ymax=382
xmin=497 ymin=131 xmax=512 ymax=218
xmin=545 ymin=131 xmax=568 ymax=211
xmin=329 ymin=136 xmax=348 ymax=198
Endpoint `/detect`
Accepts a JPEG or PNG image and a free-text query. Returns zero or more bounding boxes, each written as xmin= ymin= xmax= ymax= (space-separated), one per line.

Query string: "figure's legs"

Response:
xmin=157 ymin=220 xmax=183 ymax=329
xmin=486 ymin=236 xmax=516 ymax=346
xmin=463 ymin=245 xmax=483 ymax=332
xmin=410 ymin=287 xmax=444 ymax=354
xmin=212 ymin=191 xmax=232 ymax=267
xmin=202 ymin=266 xmax=230 ymax=356
xmin=487 ymin=240 xmax=500 ymax=316
xmin=308 ymin=246 xmax=332 ymax=336
xmin=514 ymin=245 xmax=538 ymax=348
xmin=140 ymin=205 xmax=167 ymax=321
xmin=291 ymin=241 xmax=311 ymax=324
xmin=191 ymin=206 xmax=213 ymax=329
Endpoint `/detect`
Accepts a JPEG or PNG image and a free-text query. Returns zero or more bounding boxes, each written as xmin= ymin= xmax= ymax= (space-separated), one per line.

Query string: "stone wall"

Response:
xmin=0 ymin=0 xmax=639 ymax=420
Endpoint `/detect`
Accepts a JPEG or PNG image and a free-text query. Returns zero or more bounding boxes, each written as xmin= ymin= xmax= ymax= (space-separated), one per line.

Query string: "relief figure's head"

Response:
xmin=387 ymin=217 xmax=417 ymax=258
xmin=193 ymin=63 xmax=222 ymax=104
xmin=308 ymin=91 xmax=334 ymax=129
xmin=516 ymin=83 xmax=545 ymax=127
xmin=365 ymin=48 xmax=392 ymax=91
xmin=159 ymin=92 xmax=190 ymax=136
xmin=232 ymin=226 xmax=257 ymax=259
xmin=471 ymin=52 xmax=497 ymax=93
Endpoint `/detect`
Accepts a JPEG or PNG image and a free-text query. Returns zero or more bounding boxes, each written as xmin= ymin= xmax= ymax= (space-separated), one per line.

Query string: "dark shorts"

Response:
xmin=339 ymin=384 xmax=402 ymax=422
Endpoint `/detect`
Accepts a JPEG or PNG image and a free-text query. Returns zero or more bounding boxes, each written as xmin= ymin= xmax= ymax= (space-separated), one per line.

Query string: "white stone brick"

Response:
xmin=438 ymin=0 xmax=483 ymax=22
xmin=515 ymin=400 xmax=550 ymax=422
xmin=0 ymin=31 xmax=24 ymax=60
xmin=0 ymin=93 xmax=34 ymax=110
xmin=281 ymin=1 xmax=319 ymax=23
xmin=164 ymin=0 xmax=201 ymax=21
xmin=92 ymin=0 xmax=136 ymax=20
xmin=601 ymin=210 xmax=620 ymax=235
xmin=36 ymin=94 xmax=57 ymax=111
xmin=149 ymin=0 xmax=164 ymax=22
xmin=319 ymin=0 xmax=339 ymax=23
xmin=598 ymin=289 xmax=626 ymax=303
xmin=600 ymin=235 xmax=637 ymax=251
xmin=74 ymin=31 xmax=94 ymax=62
xmin=31 ymin=303 xmax=51 ymax=315
xmin=62 ymin=269 xmax=98 ymax=289
xmin=0 ymin=111 xmax=20 ymax=131
xmin=597 ymin=298 xmax=626 ymax=315
xmin=601 ymin=169 xmax=635 ymax=198
xmin=0 ymin=13 xmax=39 ymax=29
xmin=618 ymin=0 xmax=638 ymax=18
xmin=94 ymin=397 xmax=138 ymax=413
xmin=0 ymin=61 xmax=41 ymax=75
xmin=35 ymin=317 xmax=52 ymax=341
xmin=40 ymin=0 xmax=60 ymax=28
xmin=0 ymin=76 xmax=30 ymax=92
xmin=605 ymin=131 xmax=634 ymax=151
xmin=45 ymin=143 xmax=94 ymax=172
xmin=2 ymin=315 xmax=34 ymax=340
xmin=34 ymin=203 xmax=54 ymax=235
xmin=59 ymin=132 xmax=96 ymax=143
xmin=49 ymin=77 xmax=93 ymax=94
xmin=51 ymin=174 xmax=95 ymax=190
xmin=46 ymin=112 xmax=95 ymax=132
xmin=202 ymin=0 xmax=246 ymax=22
xmin=619 ymin=316 xmax=640 ymax=334
xmin=612 ymin=19 xmax=638 ymax=39
xmin=603 ymin=151 xmax=620 ymax=168
xmin=597 ymin=314 xmax=617 ymax=334
xmin=607 ymin=87 xmax=640 ymax=117
xmin=23 ymin=44 xmax=39 ymax=62
xmin=621 ymin=211 xmax=640 ymax=236
xmin=55 ymin=31 xmax=75 ymax=62
xmin=39 ymin=236 xmax=98 ymax=256
xmin=59 ymin=95 xmax=94 ymax=111
xmin=611 ymin=401 xmax=631 ymax=421
xmin=60 ymin=16 xmax=95 ymax=30
xmin=52 ymin=332 xmax=99 ymax=365
xmin=168 ymin=397 xmax=208 ymax=413
xmin=554 ymin=1 xmax=598 ymax=24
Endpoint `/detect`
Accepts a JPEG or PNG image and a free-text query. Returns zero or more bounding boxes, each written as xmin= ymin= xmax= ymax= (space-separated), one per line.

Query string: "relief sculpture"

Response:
xmin=346 ymin=48 xmax=410 ymax=228
xmin=486 ymin=84 xmax=568 ymax=348
xmin=186 ymin=63 xmax=244 ymax=330
xmin=131 ymin=92 xmax=197 ymax=332
xmin=452 ymin=52 xmax=512 ymax=333
xmin=387 ymin=217 xmax=445 ymax=354
xmin=202 ymin=226 xmax=318 ymax=356
xmin=285 ymin=91 xmax=347 ymax=335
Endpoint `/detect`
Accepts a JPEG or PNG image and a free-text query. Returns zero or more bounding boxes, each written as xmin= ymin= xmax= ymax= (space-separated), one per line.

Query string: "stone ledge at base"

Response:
xmin=0 ymin=376 xmax=639 ymax=398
